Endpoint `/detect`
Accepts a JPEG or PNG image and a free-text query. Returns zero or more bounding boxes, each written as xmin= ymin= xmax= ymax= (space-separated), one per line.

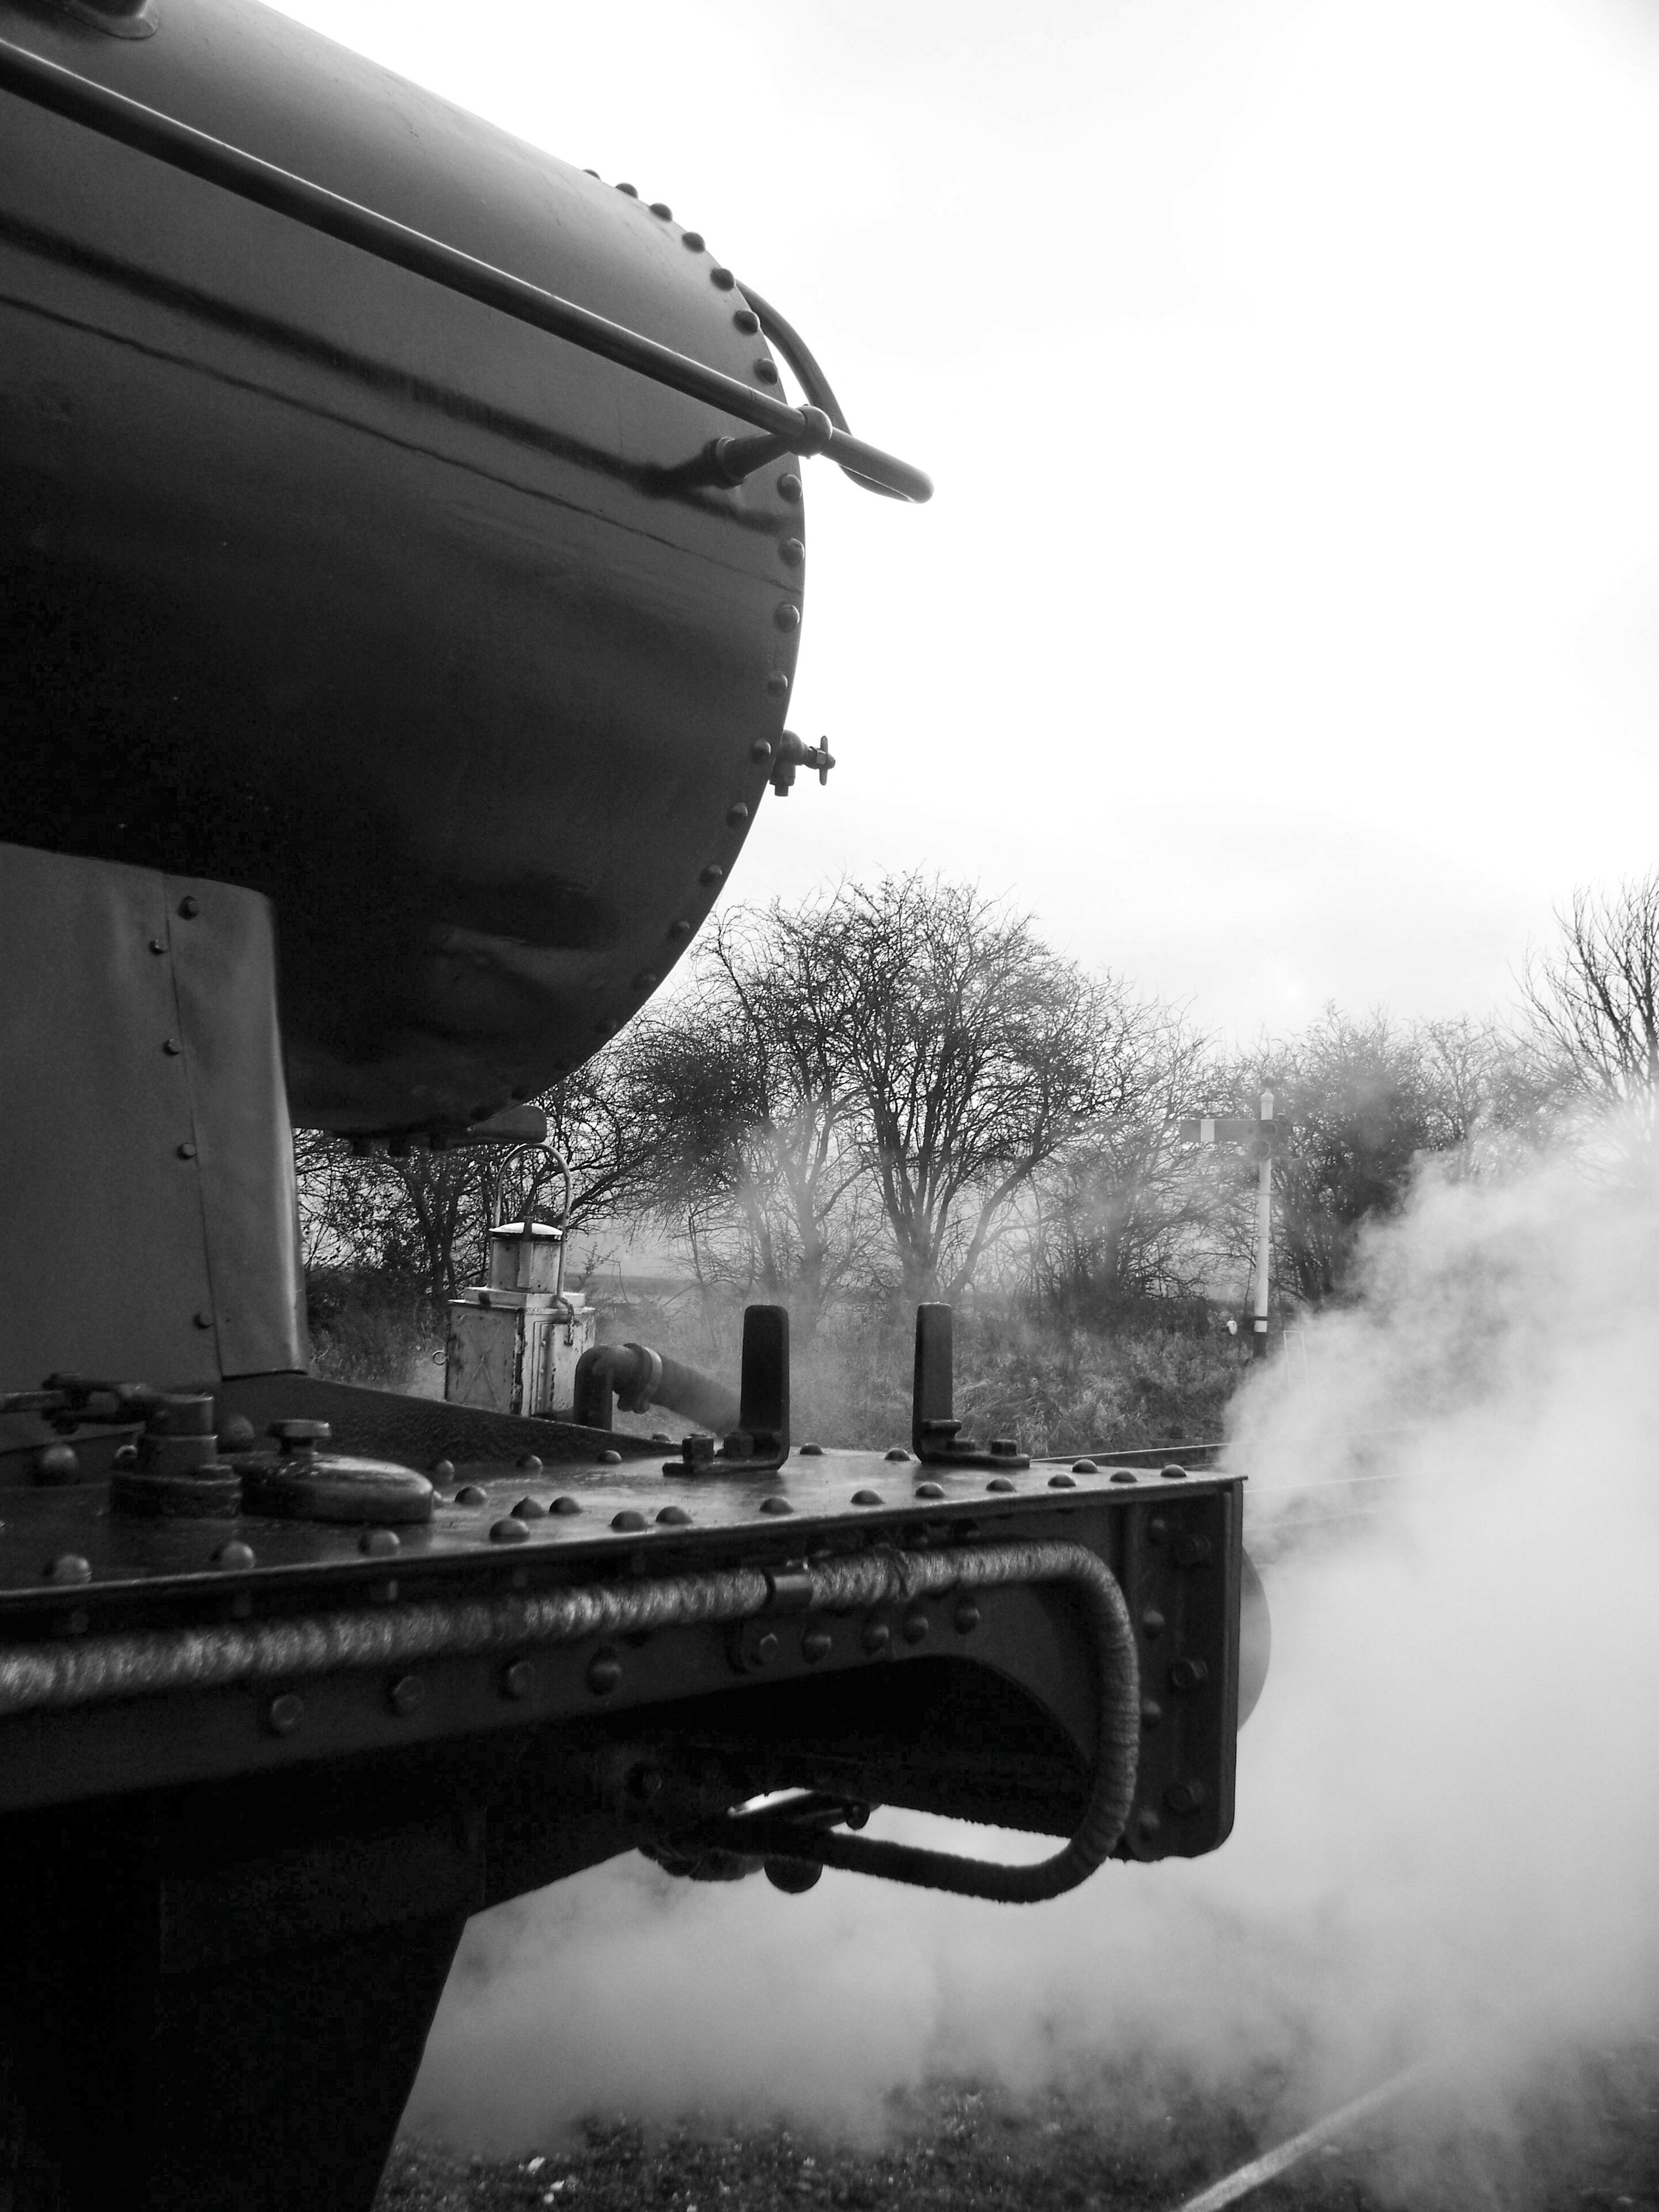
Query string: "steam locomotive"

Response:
xmin=0 ymin=2 xmax=1264 ymax=2204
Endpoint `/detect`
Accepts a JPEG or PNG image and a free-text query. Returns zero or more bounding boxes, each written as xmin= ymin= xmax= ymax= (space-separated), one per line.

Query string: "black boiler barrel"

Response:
xmin=0 ymin=0 xmax=806 ymax=1134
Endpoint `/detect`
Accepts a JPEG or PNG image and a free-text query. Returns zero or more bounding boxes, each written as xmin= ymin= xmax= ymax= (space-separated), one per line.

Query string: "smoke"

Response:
xmin=404 ymin=1134 xmax=1659 ymax=2176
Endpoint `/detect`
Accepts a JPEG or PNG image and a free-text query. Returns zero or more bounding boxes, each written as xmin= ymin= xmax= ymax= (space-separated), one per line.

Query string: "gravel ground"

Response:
xmin=380 ymin=2046 xmax=1659 ymax=2212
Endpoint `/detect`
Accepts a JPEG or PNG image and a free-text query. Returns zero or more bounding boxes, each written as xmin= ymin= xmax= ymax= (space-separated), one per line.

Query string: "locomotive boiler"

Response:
xmin=0 ymin=2 xmax=1263 ymax=2206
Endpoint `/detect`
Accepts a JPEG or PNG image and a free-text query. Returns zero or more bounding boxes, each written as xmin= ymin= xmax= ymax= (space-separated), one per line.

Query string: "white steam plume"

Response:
xmin=405 ymin=1137 xmax=1659 ymax=2170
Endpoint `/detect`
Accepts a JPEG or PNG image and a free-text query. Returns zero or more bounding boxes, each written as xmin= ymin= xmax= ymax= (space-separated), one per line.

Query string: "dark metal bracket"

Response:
xmin=664 ymin=1304 xmax=790 ymax=1477
xmin=911 ymin=1302 xmax=1029 ymax=1470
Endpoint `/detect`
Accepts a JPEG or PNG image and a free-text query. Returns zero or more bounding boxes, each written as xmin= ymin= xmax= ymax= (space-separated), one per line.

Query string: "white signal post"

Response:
xmin=1178 ymin=1092 xmax=1277 ymax=1361
xmin=1251 ymin=1089 xmax=1274 ymax=1360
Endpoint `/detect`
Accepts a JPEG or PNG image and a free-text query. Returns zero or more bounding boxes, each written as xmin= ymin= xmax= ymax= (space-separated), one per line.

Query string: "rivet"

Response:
xmin=914 ymin=1480 xmax=945 ymax=1500
xmin=611 ymin=1509 xmax=649 ymax=1532
xmin=588 ymin=1648 xmax=623 ymax=1695
xmin=1073 ymin=1459 xmax=1099 ymax=1474
xmin=44 ymin=1552 xmax=91 ymax=1585
xmin=754 ymin=359 xmax=779 ymax=384
xmin=193 ymin=1310 xmax=213 ymax=1330
xmin=710 ymin=266 xmax=734 ymax=289
xmin=656 ymin=1505 xmax=691 ymax=1525
xmin=456 ymin=1484 xmax=488 ymax=1505
xmin=359 ymin=1527 xmax=400 ymax=1556
xmin=681 ymin=230 xmax=704 ymax=251
xmin=798 ymin=1440 xmax=823 ymax=1455
xmin=177 ymin=895 xmax=199 ymax=919
xmin=35 ymin=1444 xmax=79 ymax=1485
xmin=512 ymin=1497 xmax=547 ymax=1520
xmin=1142 ymin=1608 xmax=1166 ymax=1639
xmin=490 ymin=1517 xmax=531 ymax=1543
xmin=1135 ymin=1807 xmax=1161 ymax=1837
xmin=1172 ymin=1532 xmax=1213 ymax=1567
xmin=765 ymin=671 xmax=789 ymax=697
xmin=616 ymin=181 xmax=638 ymax=196
xmin=649 ymin=202 xmax=671 ymax=219
xmin=751 ymin=739 xmax=774 ymax=763
xmin=518 ymin=1453 xmax=543 ymax=1472
xmin=884 ymin=1448 xmax=911 ymax=1464
xmin=1141 ymin=1699 xmax=1163 ymax=1729
xmin=1147 ymin=1516 xmax=1169 ymax=1544
xmin=851 ymin=1489 xmax=882 ymax=1506
xmin=112 ymin=1443 xmax=138 ymax=1468
xmin=583 ymin=168 xmax=600 ymax=177
xmin=953 ymin=1599 xmax=980 ymax=1634
xmin=668 ymin=919 xmax=694 ymax=940
xmin=263 ymin=1692 xmax=305 ymax=1737
xmin=774 ymin=604 xmax=801 ymax=632
xmin=162 ymin=1037 xmax=181 ymax=1056
xmin=901 ymin=1607 xmax=929 ymax=1646
xmin=502 ymin=1658 xmax=536 ymax=1699
xmin=1166 ymin=1779 xmax=1206 ymax=1814
xmin=726 ymin=802 xmax=749 ymax=827
xmin=778 ymin=472 xmax=802 ymax=503
xmin=802 ymin=1626 xmax=832 ymax=1663
xmin=148 ymin=937 xmax=166 ymax=955
xmin=388 ymin=1674 xmax=423 ymax=1717
xmin=1111 ymin=1469 xmax=1138 ymax=1484
xmin=432 ymin=1459 xmax=456 ymax=1481
xmin=750 ymin=1630 xmax=780 ymax=1668
xmin=862 ymin=1619 xmax=891 ymax=1654
xmin=759 ymin=1495 xmax=793 ymax=1515
xmin=551 ymin=1495 xmax=581 ymax=1515
xmin=632 ymin=972 xmax=660 ymax=992
xmin=1160 ymin=1463 xmax=1189 ymax=1480
xmin=1169 ymin=1656 xmax=1209 ymax=1691
xmin=176 ymin=1141 xmax=198 ymax=1160
xmin=779 ymin=538 xmax=804 ymax=568
xmin=1047 ymin=1472 xmax=1076 ymax=1490
xmin=700 ymin=863 xmax=725 ymax=886
xmin=986 ymin=1476 xmax=1016 ymax=1493
xmin=733 ymin=308 xmax=759 ymax=334
xmin=599 ymin=1448 xmax=623 ymax=1465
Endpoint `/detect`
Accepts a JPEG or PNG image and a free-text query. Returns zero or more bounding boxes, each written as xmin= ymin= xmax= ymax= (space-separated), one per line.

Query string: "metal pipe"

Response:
xmin=573 ymin=1341 xmax=741 ymax=1438
xmin=0 ymin=1538 xmax=1138 ymax=1903
xmin=0 ymin=33 xmax=933 ymax=503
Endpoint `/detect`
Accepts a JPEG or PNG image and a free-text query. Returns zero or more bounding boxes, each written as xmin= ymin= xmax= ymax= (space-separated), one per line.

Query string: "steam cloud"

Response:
xmin=405 ymin=1136 xmax=1659 ymax=2179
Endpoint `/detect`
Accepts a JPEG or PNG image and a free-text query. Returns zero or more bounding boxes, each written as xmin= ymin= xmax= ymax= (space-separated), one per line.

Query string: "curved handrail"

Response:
xmin=0 ymin=35 xmax=933 ymax=503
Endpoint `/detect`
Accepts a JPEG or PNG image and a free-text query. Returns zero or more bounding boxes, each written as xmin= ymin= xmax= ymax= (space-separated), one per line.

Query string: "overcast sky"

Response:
xmin=276 ymin=0 xmax=1659 ymax=1045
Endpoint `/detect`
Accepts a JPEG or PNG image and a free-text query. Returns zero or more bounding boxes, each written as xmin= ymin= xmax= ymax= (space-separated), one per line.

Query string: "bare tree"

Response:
xmin=623 ymin=908 xmax=876 ymax=1340
xmin=831 ymin=876 xmax=1131 ymax=1304
xmin=1521 ymin=873 xmax=1659 ymax=1142
xmin=1028 ymin=1014 xmax=1222 ymax=1315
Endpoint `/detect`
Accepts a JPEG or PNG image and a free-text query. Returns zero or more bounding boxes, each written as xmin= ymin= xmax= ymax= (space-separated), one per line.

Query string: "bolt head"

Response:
xmin=177 ymin=895 xmax=199 ymax=919
xmin=34 ymin=1444 xmax=79 ymax=1485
